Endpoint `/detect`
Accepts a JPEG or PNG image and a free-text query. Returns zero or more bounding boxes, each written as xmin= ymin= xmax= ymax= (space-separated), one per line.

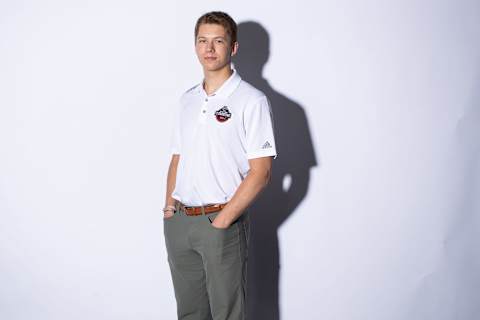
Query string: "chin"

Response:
xmin=203 ymin=65 xmax=225 ymax=72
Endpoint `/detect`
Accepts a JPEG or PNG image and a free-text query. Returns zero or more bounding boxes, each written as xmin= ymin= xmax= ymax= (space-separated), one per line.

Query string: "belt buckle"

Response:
xmin=186 ymin=204 xmax=203 ymax=216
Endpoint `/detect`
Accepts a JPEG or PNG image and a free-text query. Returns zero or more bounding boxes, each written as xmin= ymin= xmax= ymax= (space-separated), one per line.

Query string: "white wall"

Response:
xmin=1 ymin=1 xmax=479 ymax=319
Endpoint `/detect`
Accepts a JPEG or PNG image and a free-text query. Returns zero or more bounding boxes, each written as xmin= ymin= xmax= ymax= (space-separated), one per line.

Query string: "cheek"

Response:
xmin=217 ymin=47 xmax=230 ymax=57
xmin=195 ymin=47 xmax=204 ymax=57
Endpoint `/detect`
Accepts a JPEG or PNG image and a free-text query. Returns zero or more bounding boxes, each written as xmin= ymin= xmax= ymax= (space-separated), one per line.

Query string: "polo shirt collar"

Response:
xmin=197 ymin=68 xmax=242 ymax=99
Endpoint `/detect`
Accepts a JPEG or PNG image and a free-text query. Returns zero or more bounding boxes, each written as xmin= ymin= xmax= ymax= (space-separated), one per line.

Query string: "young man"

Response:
xmin=163 ymin=11 xmax=277 ymax=320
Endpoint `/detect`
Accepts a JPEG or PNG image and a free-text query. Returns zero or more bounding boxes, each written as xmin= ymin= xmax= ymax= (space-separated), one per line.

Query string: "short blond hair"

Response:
xmin=194 ymin=11 xmax=237 ymax=46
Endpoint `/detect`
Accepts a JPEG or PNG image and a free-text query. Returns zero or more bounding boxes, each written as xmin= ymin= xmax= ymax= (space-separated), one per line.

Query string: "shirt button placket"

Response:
xmin=200 ymin=97 xmax=209 ymax=123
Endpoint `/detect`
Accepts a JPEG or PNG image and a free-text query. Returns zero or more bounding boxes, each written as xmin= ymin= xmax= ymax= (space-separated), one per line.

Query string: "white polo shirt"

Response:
xmin=169 ymin=69 xmax=277 ymax=206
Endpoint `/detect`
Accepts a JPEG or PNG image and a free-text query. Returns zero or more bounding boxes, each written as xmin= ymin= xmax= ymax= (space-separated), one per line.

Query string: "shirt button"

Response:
xmin=204 ymin=98 xmax=208 ymax=102
xmin=202 ymin=110 xmax=206 ymax=113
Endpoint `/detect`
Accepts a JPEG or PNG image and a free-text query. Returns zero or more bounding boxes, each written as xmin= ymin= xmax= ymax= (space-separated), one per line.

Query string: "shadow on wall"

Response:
xmin=233 ymin=21 xmax=318 ymax=320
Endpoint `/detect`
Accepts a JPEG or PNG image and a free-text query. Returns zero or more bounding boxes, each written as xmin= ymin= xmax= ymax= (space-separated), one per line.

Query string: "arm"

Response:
xmin=211 ymin=156 xmax=273 ymax=228
xmin=164 ymin=154 xmax=180 ymax=218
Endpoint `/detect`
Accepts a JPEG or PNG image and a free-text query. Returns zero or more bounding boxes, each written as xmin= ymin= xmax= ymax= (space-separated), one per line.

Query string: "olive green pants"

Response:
xmin=164 ymin=206 xmax=249 ymax=320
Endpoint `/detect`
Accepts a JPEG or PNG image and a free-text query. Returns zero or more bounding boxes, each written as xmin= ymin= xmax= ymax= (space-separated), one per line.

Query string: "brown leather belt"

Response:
xmin=177 ymin=201 xmax=228 ymax=216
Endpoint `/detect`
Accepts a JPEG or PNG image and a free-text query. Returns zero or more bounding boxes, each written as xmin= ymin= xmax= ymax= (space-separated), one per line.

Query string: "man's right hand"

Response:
xmin=164 ymin=210 xmax=175 ymax=219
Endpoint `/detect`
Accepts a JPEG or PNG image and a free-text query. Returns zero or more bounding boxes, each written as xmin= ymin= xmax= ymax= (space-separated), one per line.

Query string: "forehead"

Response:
xmin=197 ymin=23 xmax=228 ymax=38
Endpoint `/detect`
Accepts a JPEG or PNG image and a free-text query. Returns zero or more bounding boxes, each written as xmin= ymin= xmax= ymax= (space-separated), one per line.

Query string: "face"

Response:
xmin=195 ymin=23 xmax=238 ymax=72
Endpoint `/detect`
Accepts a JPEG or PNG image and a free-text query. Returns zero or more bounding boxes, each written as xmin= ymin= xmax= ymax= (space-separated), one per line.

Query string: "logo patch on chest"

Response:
xmin=214 ymin=106 xmax=232 ymax=122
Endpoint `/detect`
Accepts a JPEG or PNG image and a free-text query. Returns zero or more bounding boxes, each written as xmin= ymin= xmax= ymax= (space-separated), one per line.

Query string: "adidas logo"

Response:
xmin=262 ymin=141 xmax=272 ymax=149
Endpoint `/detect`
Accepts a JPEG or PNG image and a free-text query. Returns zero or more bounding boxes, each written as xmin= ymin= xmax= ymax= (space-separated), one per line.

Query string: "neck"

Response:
xmin=203 ymin=65 xmax=233 ymax=96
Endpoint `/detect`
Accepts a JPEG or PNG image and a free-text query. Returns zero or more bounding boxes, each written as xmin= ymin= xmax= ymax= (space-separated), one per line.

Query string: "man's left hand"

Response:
xmin=211 ymin=214 xmax=230 ymax=229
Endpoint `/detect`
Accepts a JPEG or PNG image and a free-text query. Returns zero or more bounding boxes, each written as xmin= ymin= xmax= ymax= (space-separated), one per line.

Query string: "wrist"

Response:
xmin=163 ymin=205 xmax=176 ymax=213
xmin=214 ymin=213 xmax=231 ymax=228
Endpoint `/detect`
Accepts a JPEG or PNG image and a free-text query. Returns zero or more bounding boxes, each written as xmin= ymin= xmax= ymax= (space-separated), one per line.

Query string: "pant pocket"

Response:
xmin=206 ymin=211 xmax=240 ymax=231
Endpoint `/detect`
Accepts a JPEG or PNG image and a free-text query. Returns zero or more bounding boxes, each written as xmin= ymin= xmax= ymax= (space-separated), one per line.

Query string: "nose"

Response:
xmin=206 ymin=40 xmax=214 ymax=52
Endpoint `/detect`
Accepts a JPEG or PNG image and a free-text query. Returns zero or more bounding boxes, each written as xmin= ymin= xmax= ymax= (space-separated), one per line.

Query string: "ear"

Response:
xmin=231 ymin=41 xmax=239 ymax=57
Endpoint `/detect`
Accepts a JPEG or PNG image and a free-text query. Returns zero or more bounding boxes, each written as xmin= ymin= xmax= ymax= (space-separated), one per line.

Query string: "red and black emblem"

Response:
xmin=214 ymin=106 xmax=232 ymax=122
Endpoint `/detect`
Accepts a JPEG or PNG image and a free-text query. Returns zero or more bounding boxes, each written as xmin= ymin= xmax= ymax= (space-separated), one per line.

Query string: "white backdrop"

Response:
xmin=1 ymin=1 xmax=479 ymax=319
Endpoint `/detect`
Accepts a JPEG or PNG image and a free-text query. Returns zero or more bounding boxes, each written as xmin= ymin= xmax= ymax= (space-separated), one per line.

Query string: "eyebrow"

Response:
xmin=196 ymin=36 xmax=227 ymax=40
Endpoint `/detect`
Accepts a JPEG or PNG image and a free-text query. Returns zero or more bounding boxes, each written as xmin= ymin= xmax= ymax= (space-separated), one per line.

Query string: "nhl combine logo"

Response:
xmin=214 ymin=106 xmax=232 ymax=122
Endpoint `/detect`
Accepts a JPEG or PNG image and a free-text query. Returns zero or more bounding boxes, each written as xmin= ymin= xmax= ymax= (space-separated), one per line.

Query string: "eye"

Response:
xmin=215 ymin=39 xmax=224 ymax=44
xmin=197 ymin=39 xmax=206 ymax=43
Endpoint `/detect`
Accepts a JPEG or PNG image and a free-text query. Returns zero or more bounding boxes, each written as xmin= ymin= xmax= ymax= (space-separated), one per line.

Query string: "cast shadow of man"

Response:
xmin=233 ymin=22 xmax=318 ymax=320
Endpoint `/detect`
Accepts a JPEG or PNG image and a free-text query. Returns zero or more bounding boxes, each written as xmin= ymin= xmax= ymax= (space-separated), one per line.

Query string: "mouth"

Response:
xmin=204 ymin=56 xmax=217 ymax=61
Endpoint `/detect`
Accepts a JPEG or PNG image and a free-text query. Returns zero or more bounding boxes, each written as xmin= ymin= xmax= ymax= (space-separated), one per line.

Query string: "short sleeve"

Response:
xmin=169 ymin=104 xmax=182 ymax=155
xmin=244 ymin=95 xmax=278 ymax=159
